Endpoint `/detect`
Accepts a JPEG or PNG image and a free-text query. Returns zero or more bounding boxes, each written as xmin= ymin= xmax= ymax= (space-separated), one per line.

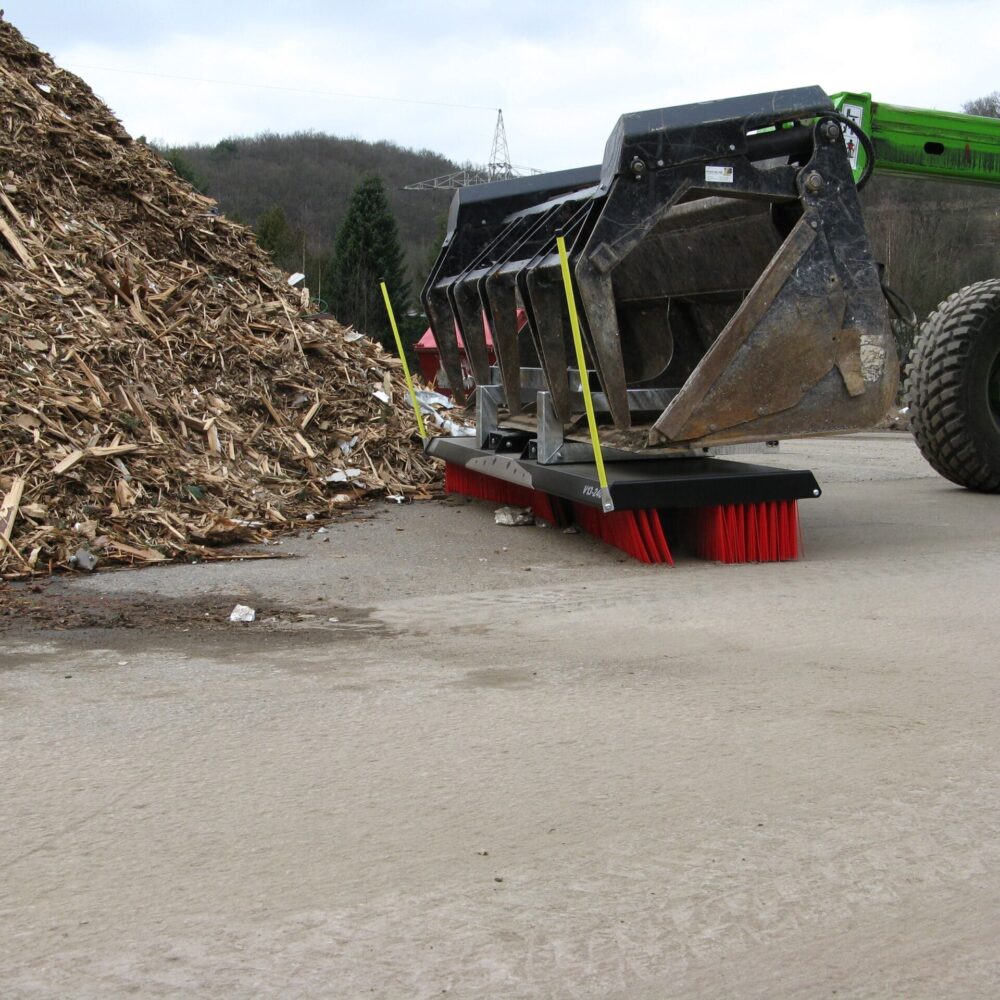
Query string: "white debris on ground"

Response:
xmin=494 ymin=506 xmax=535 ymax=527
xmin=877 ymin=405 xmax=912 ymax=430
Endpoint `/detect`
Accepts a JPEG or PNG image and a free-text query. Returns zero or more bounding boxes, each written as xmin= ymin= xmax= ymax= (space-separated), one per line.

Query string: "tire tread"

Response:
xmin=906 ymin=279 xmax=1000 ymax=492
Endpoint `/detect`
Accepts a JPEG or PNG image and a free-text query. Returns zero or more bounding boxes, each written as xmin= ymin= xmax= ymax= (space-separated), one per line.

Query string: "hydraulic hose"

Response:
xmin=819 ymin=110 xmax=877 ymax=191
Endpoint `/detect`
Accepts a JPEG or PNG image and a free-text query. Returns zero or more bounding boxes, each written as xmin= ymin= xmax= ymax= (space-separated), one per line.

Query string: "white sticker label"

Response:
xmin=860 ymin=334 xmax=887 ymax=383
xmin=705 ymin=164 xmax=734 ymax=183
xmin=840 ymin=103 xmax=864 ymax=171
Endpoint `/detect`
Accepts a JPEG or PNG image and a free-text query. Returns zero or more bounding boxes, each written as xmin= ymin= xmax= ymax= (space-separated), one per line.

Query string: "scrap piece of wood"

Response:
xmin=261 ymin=395 xmax=285 ymax=425
xmin=0 ymin=212 xmax=36 ymax=270
xmin=0 ymin=476 xmax=26 ymax=541
xmin=86 ymin=444 xmax=140 ymax=458
xmin=0 ymin=188 xmax=30 ymax=231
xmin=105 ymin=540 xmax=167 ymax=562
xmin=69 ymin=350 xmax=112 ymax=404
xmin=293 ymin=432 xmax=316 ymax=459
xmin=206 ymin=423 xmax=222 ymax=455
xmin=52 ymin=449 xmax=85 ymax=475
xmin=0 ymin=531 xmax=32 ymax=569
xmin=300 ymin=399 xmax=321 ymax=430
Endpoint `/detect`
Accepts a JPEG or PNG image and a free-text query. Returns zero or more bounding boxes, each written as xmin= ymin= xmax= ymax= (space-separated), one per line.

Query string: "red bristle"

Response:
xmin=747 ymin=504 xmax=760 ymax=562
xmin=445 ymin=462 xmax=536 ymax=507
xmin=765 ymin=501 xmax=778 ymax=559
xmin=757 ymin=502 xmax=771 ymax=560
xmin=694 ymin=505 xmax=724 ymax=562
xmin=633 ymin=509 xmax=657 ymax=562
xmin=568 ymin=504 xmax=677 ymax=564
xmin=531 ymin=489 xmax=568 ymax=527
xmin=733 ymin=506 xmax=747 ymax=563
xmin=779 ymin=499 xmax=800 ymax=560
xmin=444 ymin=461 xmax=471 ymax=496
xmin=634 ymin=509 xmax=672 ymax=565
xmin=681 ymin=500 xmax=800 ymax=563
xmin=720 ymin=506 xmax=735 ymax=563
xmin=647 ymin=510 xmax=675 ymax=566
xmin=622 ymin=512 xmax=649 ymax=562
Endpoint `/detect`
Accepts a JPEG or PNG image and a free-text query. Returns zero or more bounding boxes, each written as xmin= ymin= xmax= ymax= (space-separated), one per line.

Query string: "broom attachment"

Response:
xmin=444 ymin=462 xmax=800 ymax=565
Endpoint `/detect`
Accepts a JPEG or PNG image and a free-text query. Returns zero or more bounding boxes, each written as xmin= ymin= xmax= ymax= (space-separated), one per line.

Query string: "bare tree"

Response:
xmin=963 ymin=91 xmax=1000 ymax=118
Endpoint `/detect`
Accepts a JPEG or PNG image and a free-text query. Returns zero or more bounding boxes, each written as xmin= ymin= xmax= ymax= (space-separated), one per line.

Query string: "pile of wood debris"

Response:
xmin=0 ymin=18 xmax=441 ymax=579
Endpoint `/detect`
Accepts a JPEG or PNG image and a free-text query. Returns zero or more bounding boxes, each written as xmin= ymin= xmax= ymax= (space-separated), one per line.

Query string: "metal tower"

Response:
xmin=487 ymin=109 xmax=514 ymax=181
xmin=404 ymin=109 xmax=536 ymax=191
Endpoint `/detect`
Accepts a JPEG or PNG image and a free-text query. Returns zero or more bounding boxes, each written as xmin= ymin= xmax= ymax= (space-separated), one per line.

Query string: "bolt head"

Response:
xmin=805 ymin=171 xmax=824 ymax=193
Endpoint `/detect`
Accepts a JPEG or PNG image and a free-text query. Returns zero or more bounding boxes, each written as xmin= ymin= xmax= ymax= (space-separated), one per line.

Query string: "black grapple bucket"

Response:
xmin=421 ymin=86 xmax=897 ymax=454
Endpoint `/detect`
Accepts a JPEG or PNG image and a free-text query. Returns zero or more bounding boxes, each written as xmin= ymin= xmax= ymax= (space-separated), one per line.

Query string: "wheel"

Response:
xmin=907 ymin=279 xmax=1000 ymax=492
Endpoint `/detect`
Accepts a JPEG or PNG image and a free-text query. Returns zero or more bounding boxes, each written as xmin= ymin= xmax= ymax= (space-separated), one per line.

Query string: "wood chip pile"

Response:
xmin=0 ymin=18 xmax=440 ymax=578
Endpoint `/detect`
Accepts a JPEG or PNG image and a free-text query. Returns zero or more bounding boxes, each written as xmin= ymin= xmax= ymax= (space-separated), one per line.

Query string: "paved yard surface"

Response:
xmin=2 ymin=434 xmax=998 ymax=999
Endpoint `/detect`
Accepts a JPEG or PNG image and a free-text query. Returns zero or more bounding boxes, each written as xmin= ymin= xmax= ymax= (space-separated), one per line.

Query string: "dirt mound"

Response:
xmin=0 ymin=18 xmax=438 ymax=578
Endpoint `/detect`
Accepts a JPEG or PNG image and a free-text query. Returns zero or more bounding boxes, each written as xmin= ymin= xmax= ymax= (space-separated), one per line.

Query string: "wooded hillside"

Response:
xmin=159 ymin=132 xmax=455 ymax=303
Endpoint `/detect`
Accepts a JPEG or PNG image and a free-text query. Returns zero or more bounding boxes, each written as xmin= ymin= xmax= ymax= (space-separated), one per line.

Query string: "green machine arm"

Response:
xmin=831 ymin=91 xmax=1000 ymax=186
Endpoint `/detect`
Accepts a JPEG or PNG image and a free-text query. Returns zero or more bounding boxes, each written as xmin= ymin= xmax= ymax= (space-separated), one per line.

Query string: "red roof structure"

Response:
xmin=414 ymin=310 xmax=526 ymax=391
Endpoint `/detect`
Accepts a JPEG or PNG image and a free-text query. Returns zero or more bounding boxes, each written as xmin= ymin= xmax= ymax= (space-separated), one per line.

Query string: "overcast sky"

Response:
xmin=9 ymin=1 xmax=1000 ymax=173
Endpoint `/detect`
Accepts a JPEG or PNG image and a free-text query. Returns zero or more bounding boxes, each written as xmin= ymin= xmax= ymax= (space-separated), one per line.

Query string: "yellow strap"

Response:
xmin=555 ymin=235 xmax=610 ymax=497
xmin=379 ymin=281 xmax=427 ymax=440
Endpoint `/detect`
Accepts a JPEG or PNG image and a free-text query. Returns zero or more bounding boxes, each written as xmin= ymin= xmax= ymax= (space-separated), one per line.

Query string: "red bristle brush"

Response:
xmin=444 ymin=462 xmax=800 ymax=565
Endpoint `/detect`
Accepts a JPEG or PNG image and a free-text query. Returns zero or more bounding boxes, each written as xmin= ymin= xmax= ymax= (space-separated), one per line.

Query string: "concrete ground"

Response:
xmin=2 ymin=433 xmax=998 ymax=999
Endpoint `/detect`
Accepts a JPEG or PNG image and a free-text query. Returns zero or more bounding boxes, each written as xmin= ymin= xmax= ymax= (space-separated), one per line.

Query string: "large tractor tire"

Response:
xmin=907 ymin=279 xmax=1000 ymax=492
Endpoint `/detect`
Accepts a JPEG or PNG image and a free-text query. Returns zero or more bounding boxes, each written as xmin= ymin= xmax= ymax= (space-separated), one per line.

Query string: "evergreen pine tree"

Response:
xmin=161 ymin=148 xmax=207 ymax=193
xmin=255 ymin=204 xmax=300 ymax=272
xmin=327 ymin=174 xmax=410 ymax=347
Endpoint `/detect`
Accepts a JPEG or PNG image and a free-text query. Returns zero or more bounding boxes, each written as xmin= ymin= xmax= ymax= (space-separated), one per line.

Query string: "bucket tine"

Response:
xmin=423 ymin=277 xmax=470 ymax=404
xmin=451 ymin=276 xmax=492 ymax=386
xmin=522 ymin=250 xmax=574 ymax=420
xmin=483 ymin=263 xmax=523 ymax=413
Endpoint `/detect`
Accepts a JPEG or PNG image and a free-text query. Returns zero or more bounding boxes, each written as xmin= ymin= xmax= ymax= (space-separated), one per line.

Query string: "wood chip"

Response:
xmin=51 ymin=450 xmax=85 ymax=475
xmin=0 ymin=476 xmax=25 ymax=541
